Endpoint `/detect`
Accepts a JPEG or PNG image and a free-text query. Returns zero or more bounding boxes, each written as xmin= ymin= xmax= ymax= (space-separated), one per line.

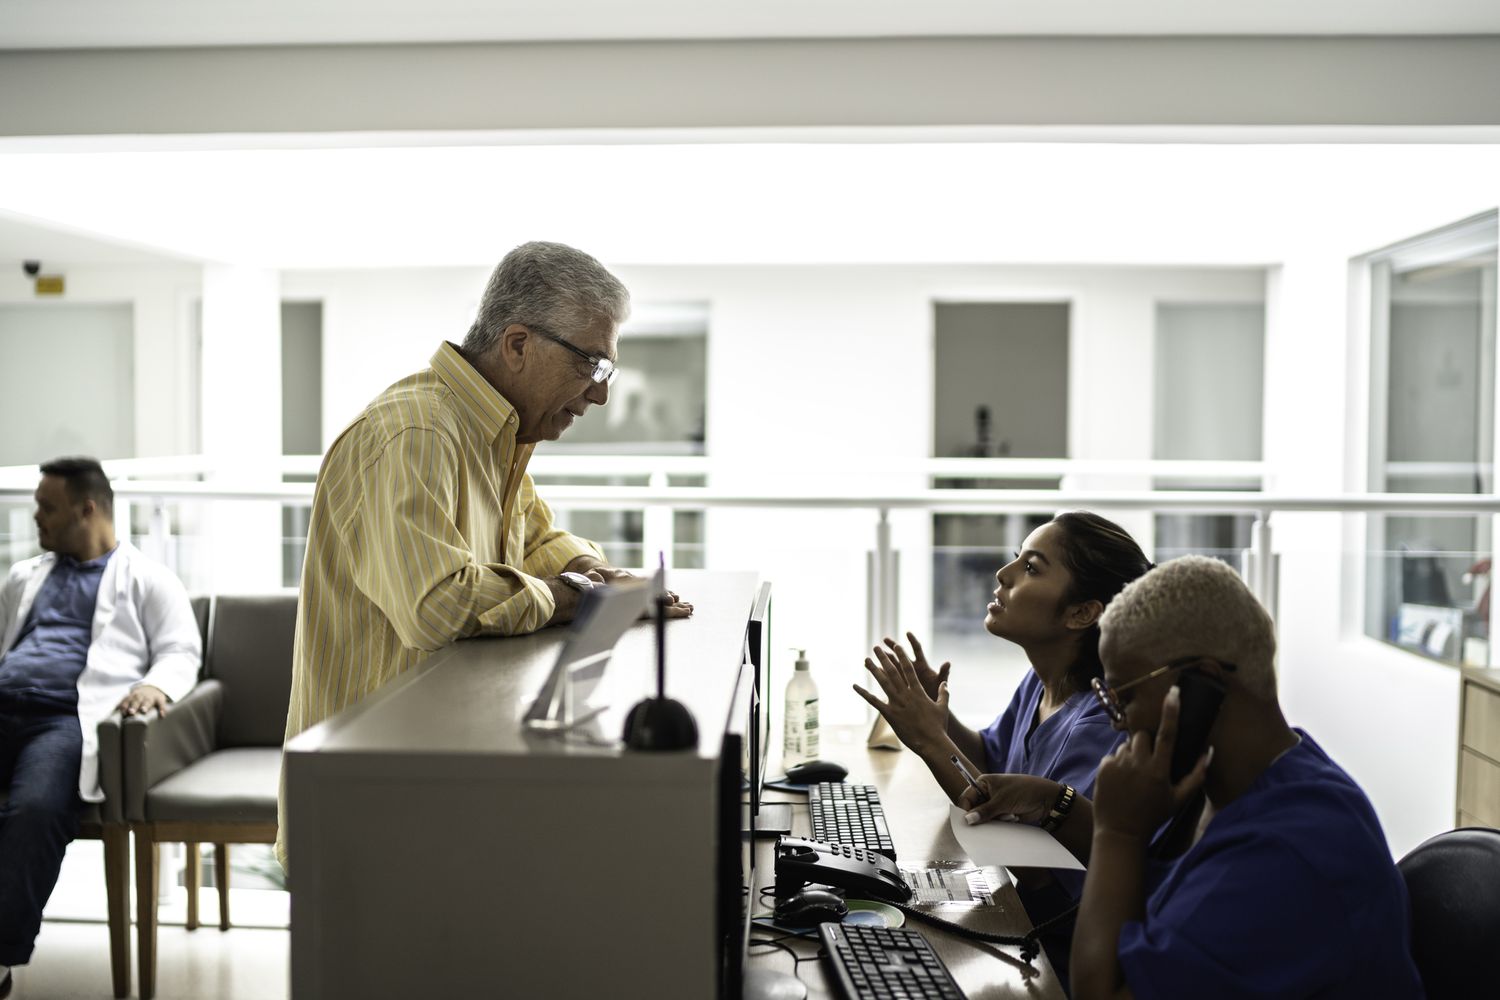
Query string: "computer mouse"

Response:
xmin=784 ymin=759 xmax=849 ymax=784
xmin=774 ymin=888 xmax=849 ymax=928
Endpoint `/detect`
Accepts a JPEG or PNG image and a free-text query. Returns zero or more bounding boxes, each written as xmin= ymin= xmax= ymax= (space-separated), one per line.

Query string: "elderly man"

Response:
xmin=1037 ymin=556 xmax=1421 ymax=999
xmin=0 ymin=458 xmax=201 ymax=996
xmin=278 ymin=241 xmax=690 ymax=871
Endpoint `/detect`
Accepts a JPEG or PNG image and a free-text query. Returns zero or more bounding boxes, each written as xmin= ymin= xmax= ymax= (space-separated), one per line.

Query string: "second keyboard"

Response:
xmin=808 ymin=782 xmax=896 ymax=859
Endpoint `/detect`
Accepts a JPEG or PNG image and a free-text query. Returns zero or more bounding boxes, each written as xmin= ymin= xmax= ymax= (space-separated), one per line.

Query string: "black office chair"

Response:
xmin=1397 ymin=826 xmax=1500 ymax=1000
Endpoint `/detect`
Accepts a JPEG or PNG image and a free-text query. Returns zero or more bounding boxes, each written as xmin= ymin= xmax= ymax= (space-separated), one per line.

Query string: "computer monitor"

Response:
xmin=743 ymin=582 xmax=778 ymax=833
xmin=718 ymin=580 xmax=790 ymax=999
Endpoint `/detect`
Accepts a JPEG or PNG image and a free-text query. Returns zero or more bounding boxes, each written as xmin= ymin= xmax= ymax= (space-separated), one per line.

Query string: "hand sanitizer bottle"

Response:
xmin=783 ymin=648 xmax=820 ymax=766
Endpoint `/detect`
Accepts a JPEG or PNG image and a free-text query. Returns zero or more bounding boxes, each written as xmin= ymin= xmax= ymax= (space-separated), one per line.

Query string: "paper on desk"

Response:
xmin=948 ymin=804 xmax=1084 ymax=871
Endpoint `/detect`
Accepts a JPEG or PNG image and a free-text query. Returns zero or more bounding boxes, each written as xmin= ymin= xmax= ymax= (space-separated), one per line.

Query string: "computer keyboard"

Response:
xmin=818 ymin=924 xmax=966 ymax=1000
xmin=808 ymin=782 xmax=896 ymax=859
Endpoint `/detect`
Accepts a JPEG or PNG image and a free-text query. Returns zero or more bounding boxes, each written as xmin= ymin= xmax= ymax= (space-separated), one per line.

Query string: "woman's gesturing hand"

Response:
xmin=853 ymin=634 xmax=952 ymax=753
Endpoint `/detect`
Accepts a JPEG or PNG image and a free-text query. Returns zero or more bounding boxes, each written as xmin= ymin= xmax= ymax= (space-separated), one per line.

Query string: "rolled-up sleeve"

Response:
xmin=350 ymin=429 xmax=556 ymax=648
xmin=519 ymin=476 xmax=606 ymax=577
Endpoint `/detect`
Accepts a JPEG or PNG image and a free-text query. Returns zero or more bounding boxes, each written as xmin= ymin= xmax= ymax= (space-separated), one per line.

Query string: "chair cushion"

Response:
xmin=144 ymin=747 xmax=281 ymax=824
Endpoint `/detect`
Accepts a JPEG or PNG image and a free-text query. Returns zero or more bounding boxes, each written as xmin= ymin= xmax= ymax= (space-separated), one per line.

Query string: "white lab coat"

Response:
xmin=0 ymin=541 xmax=201 ymax=802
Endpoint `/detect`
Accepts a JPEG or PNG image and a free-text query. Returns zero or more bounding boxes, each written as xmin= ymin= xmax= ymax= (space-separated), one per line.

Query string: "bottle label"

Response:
xmin=804 ymin=698 xmax=819 ymax=756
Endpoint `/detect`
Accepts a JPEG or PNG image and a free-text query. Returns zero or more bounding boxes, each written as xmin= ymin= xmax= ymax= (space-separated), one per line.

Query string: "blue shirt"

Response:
xmin=0 ymin=548 xmax=114 ymax=710
xmin=979 ymin=670 xmax=1123 ymax=799
xmin=1118 ymin=731 xmax=1425 ymax=1000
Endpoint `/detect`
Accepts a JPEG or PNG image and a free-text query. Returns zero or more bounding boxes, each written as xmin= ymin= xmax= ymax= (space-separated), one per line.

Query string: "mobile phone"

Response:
xmin=1169 ymin=668 xmax=1227 ymax=782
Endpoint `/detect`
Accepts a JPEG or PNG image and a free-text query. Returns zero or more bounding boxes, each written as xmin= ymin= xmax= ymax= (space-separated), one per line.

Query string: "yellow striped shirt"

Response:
xmin=277 ymin=342 xmax=603 ymax=869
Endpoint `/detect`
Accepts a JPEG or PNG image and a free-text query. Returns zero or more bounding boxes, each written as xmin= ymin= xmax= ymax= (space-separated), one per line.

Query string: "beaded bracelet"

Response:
xmin=1039 ymin=783 xmax=1076 ymax=833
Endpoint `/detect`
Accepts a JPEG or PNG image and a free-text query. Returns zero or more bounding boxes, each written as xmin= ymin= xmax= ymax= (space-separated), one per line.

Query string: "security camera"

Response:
xmin=22 ymin=260 xmax=40 ymax=277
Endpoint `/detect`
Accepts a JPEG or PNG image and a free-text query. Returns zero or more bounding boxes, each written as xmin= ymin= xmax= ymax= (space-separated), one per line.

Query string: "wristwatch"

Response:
xmin=559 ymin=571 xmax=597 ymax=592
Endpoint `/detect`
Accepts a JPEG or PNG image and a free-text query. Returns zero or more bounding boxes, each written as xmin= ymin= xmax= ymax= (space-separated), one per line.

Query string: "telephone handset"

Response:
xmin=1152 ymin=664 xmax=1230 ymax=861
xmin=1169 ymin=665 xmax=1228 ymax=782
xmin=773 ymin=836 xmax=913 ymax=904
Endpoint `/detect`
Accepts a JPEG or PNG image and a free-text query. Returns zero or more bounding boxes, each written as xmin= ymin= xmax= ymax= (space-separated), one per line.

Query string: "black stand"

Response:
xmin=622 ymin=587 xmax=698 ymax=751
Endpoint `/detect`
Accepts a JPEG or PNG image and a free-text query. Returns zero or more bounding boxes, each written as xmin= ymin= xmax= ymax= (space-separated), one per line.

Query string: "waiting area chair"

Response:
xmin=1397 ymin=825 xmax=1500 ymax=1000
xmin=123 ymin=593 xmax=297 ymax=1000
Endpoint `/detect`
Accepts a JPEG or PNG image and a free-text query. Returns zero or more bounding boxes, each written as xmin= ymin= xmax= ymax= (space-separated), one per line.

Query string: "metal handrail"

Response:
xmin=2 ymin=481 xmax=1495 ymax=516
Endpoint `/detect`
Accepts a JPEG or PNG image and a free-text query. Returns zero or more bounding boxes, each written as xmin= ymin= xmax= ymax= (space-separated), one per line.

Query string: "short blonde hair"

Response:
xmin=1099 ymin=555 xmax=1278 ymax=699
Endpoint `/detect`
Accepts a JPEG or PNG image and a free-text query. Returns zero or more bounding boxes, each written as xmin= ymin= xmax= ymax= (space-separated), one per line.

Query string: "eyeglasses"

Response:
xmin=528 ymin=324 xmax=619 ymax=385
xmin=1090 ymin=656 xmax=1237 ymax=725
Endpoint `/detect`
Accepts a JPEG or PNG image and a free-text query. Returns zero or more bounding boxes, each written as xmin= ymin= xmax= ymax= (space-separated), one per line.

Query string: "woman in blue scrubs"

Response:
xmin=856 ymin=510 xmax=1152 ymax=982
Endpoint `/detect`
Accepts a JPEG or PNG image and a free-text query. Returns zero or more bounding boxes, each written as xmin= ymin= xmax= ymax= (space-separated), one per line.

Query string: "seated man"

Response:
xmin=1064 ymin=555 xmax=1423 ymax=999
xmin=0 ymin=458 xmax=201 ymax=997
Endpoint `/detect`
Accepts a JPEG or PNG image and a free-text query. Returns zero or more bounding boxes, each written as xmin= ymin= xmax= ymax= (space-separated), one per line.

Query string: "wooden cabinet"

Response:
xmin=1458 ymin=670 xmax=1500 ymax=828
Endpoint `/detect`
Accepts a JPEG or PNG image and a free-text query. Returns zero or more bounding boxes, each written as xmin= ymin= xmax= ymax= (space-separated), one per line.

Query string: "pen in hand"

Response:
xmin=951 ymin=753 xmax=984 ymax=793
xmin=951 ymin=753 xmax=1019 ymax=825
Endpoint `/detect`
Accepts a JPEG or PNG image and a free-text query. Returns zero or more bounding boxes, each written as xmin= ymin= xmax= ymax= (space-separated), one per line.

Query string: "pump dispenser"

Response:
xmin=783 ymin=648 xmax=820 ymax=766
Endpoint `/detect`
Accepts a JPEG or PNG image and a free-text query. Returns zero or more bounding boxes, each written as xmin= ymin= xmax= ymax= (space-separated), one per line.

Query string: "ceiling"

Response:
xmin=0 ymin=209 xmax=192 ymax=266
xmin=1 ymin=143 xmax=1497 ymax=270
xmin=4 ymin=0 xmax=1500 ymax=49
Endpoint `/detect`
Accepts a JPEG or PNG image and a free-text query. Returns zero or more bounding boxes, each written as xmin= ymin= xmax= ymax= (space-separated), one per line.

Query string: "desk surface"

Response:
xmin=751 ymin=725 xmax=1066 ymax=1000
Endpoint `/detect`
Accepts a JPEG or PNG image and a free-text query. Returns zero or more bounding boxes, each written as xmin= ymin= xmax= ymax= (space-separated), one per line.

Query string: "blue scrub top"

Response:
xmin=979 ymin=670 xmax=1123 ymax=799
xmin=1118 ymin=730 xmax=1425 ymax=1000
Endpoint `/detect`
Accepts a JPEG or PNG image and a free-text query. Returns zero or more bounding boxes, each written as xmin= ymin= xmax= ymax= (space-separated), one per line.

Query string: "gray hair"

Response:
xmin=1099 ymin=555 xmax=1279 ymax=699
xmin=462 ymin=242 xmax=630 ymax=356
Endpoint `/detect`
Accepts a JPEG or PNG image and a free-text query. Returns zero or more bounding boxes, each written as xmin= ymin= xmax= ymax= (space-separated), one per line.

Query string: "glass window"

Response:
xmin=1364 ymin=213 xmax=1498 ymax=664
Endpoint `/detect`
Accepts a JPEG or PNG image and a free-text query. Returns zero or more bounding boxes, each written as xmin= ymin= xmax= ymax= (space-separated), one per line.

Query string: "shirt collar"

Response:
xmin=60 ymin=544 xmax=117 ymax=570
xmin=430 ymin=341 xmax=521 ymax=443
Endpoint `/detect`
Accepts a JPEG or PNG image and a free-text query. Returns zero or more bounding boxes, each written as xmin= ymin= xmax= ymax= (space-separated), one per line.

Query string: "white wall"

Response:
xmin=1155 ymin=303 xmax=1265 ymax=461
xmin=0 ymin=302 xmax=134 ymax=465
xmin=0 ymin=263 xmax=201 ymax=460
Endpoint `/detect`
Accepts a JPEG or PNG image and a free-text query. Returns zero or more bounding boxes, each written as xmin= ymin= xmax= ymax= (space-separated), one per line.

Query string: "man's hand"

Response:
xmin=853 ymin=639 xmax=950 ymax=753
xmin=958 ymin=773 xmax=1061 ymax=826
xmin=118 ymin=684 xmax=170 ymax=717
xmin=1093 ymin=684 xmax=1211 ymax=842
xmin=561 ymin=559 xmax=693 ymax=618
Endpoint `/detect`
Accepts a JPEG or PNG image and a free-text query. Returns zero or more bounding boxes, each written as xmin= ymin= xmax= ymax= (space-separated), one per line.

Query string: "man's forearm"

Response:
xmin=564 ymin=553 xmax=608 ymax=574
xmin=1070 ymin=830 xmax=1146 ymax=1000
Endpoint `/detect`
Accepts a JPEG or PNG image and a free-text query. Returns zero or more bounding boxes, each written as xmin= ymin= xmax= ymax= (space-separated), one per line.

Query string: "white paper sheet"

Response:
xmin=948 ymin=804 xmax=1085 ymax=871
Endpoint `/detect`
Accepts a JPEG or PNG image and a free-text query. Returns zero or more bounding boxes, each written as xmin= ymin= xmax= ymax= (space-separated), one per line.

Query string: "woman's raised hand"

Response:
xmin=886 ymin=632 xmax=951 ymax=701
xmin=853 ymin=634 xmax=952 ymax=753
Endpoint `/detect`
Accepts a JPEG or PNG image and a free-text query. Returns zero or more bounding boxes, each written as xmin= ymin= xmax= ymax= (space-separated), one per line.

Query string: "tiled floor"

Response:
xmin=8 ymin=920 xmax=288 ymax=1000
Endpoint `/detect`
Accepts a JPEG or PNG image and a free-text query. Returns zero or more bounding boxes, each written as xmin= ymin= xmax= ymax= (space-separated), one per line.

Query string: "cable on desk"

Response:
xmin=746 ymin=936 xmax=821 ymax=985
xmin=888 ymin=900 xmax=1046 ymax=965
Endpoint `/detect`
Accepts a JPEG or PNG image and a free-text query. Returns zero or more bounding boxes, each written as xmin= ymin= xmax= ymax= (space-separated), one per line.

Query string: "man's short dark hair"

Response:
xmin=40 ymin=456 xmax=113 ymax=515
